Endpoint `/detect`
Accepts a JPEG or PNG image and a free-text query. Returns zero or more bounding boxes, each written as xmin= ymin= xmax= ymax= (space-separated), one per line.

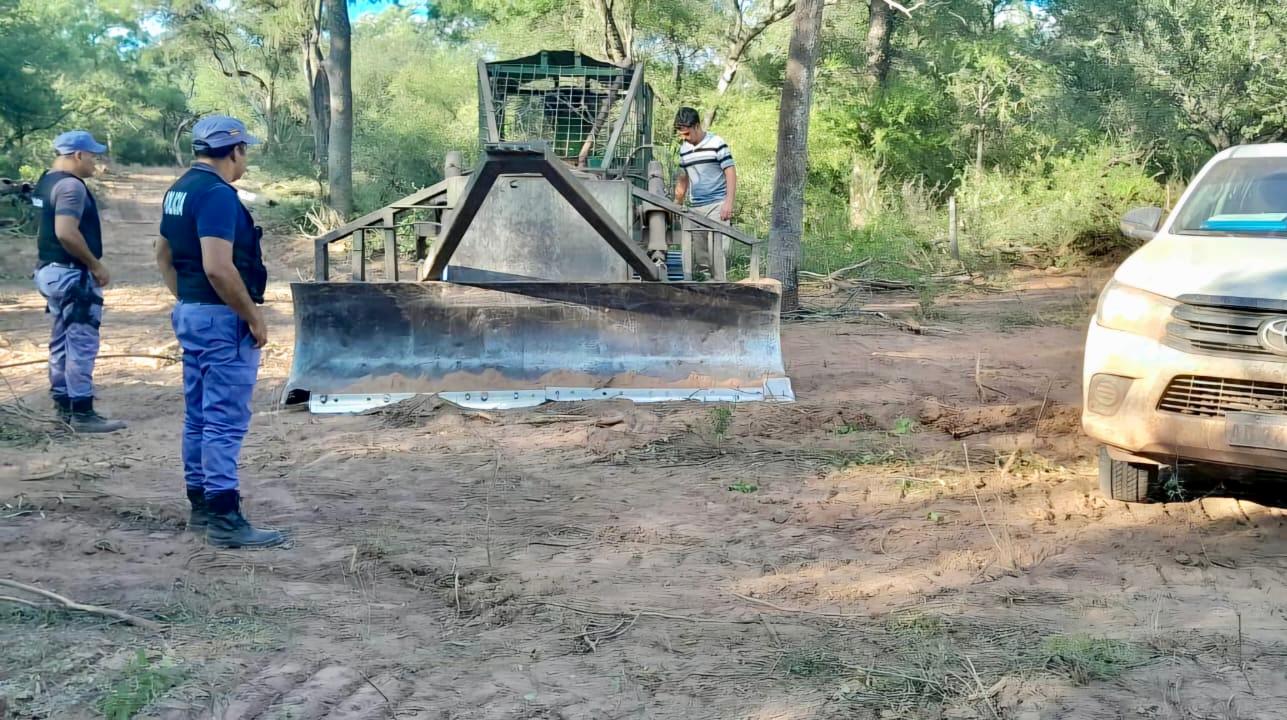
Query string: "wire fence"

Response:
xmin=480 ymin=55 xmax=652 ymax=179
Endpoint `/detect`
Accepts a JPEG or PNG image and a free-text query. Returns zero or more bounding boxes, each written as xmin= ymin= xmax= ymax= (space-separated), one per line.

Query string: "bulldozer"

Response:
xmin=284 ymin=50 xmax=794 ymax=412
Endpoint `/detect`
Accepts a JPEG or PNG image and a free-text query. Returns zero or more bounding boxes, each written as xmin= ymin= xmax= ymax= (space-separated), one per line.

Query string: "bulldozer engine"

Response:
xmin=284 ymin=51 xmax=793 ymax=412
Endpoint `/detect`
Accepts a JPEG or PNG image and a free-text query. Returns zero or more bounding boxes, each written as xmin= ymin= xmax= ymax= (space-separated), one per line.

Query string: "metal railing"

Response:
xmin=310 ymin=148 xmax=767 ymax=283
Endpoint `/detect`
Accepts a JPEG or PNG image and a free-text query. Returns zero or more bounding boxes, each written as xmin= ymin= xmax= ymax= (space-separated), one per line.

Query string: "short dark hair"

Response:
xmin=673 ymin=107 xmax=701 ymax=129
xmin=194 ymin=142 xmax=245 ymax=160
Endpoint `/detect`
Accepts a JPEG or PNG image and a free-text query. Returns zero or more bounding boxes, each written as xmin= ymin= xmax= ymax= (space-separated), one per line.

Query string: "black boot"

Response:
xmin=204 ymin=491 xmax=287 ymax=549
xmin=52 ymin=394 xmax=72 ymax=422
xmin=68 ymin=397 xmax=126 ymax=434
xmin=186 ymin=488 xmax=211 ymax=530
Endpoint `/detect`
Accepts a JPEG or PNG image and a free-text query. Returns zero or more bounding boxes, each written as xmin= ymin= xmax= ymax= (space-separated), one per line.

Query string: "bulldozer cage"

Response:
xmin=479 ymin=51 xmax=654 ymax=184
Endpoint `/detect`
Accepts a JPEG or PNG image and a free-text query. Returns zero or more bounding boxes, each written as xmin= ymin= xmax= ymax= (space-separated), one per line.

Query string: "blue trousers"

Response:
xmin=172 ymin=303 xmax=260 ymax=498
xmin=34 ymin=264 xmax=103 ymax=401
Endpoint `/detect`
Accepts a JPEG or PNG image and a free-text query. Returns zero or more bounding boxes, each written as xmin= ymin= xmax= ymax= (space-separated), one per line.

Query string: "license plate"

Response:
xmin=1226 ymin=412 xmax=1287 ymax=450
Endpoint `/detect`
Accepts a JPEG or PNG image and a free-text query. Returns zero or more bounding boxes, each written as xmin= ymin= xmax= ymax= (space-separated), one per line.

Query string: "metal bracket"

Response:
xmin=309 ymin=393 xmax=418 ymax=413
xmin=420 ymin=142 xmax=660 ymax=282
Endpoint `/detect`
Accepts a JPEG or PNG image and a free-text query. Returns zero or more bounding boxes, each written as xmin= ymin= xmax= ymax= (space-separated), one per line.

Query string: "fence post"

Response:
xmin=315 ymin=237 xmax=329 ymax=281
xmin=383 ymin=208 xmax=398 ymax=280
xmin=948 ymin=195 xmax=959 ymax=262
xmin=351 ymin=229 xmax=366 ymax=281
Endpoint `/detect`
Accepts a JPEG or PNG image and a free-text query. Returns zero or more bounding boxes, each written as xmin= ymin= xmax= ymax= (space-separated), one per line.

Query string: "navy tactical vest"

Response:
xmin=159 ymin=166 xmax=267 ymax=305
xmin=35 ymin=171 xmax=102 ymax=268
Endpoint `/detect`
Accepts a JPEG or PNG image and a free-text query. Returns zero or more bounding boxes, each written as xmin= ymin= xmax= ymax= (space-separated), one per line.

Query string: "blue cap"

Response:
xmin=52 ymin=131 xmax=107 ymax=156
xmin=191 ymin=115 xmax=262 ymax=150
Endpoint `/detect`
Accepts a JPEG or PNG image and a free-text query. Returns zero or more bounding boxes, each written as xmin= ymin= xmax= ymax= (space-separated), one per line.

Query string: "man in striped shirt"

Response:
xmin=673 ymin=107 xmax=737 ymax=279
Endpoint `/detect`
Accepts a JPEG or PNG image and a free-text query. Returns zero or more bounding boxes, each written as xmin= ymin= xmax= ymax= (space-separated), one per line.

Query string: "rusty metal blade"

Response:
xmin=284 ymin=280 xmax=788 ymax=405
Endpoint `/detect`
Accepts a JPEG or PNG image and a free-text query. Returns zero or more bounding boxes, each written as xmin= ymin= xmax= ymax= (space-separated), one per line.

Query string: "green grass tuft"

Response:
xmin=783 ymin=648 xmax=847 ymax=678
xmin=1041 ymin=635 xmax=1146 ymax=684
xmin=97 ymin=650 xmax=185 ymax=720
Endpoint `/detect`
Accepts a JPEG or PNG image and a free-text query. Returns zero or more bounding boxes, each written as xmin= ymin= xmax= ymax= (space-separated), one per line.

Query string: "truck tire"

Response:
xmin=1098 ymin=447 xmax=1167 ymax=503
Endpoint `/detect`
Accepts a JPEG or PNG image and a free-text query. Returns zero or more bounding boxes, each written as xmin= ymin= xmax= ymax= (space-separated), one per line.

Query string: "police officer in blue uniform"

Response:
xmin=33 ymin=131 xmax=126 ymax=433
xmin=155 ymin=116 xmax=285 ymax=549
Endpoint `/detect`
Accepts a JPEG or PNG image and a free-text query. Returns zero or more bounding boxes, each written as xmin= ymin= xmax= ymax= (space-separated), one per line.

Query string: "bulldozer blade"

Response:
xmin=284 ymin=281 xmax=794 ymax=412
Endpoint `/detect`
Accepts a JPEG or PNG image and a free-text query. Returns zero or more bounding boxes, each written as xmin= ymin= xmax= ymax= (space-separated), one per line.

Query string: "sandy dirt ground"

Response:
xmin=3 ymin=167 xmax=1287 ymax=720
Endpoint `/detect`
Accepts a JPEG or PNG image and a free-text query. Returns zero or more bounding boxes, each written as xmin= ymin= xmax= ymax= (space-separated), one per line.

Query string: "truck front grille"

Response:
xmin=1158 ymin=375 xmax=1287 ymax=418
xmin=1166 ymin=304 xmax=1285 ymax=360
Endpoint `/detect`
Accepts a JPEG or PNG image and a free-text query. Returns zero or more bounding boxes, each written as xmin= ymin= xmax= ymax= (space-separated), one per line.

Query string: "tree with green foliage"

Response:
xmin=0 ymin=0 xmax=68 ymax=154
xmin=634 ymin=0 xmax=710 ymax=92
xmin=1050 ymin=0 xmax=1287 ymax=169
xmin=0 ymin=0 xmax=1226 ymax=277
xmin=0 ymin=0 xmax=183 ymax=172
xmin=705 ymin=0 xmax=798 ymax=125
xmin=947 ymin=38 xmax=1054 ymax=171
xmin=165 ymin=0 xmax=301 ymax=153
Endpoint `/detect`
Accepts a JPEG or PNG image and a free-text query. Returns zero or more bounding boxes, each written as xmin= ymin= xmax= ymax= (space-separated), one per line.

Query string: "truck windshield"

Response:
xmin=1173 ymin=157 xmax=1287 ymax=237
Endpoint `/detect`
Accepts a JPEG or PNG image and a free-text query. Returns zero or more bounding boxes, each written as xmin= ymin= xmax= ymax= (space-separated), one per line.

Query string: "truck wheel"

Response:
xmin=1098 ymin=447 xmax=1168 ymax=503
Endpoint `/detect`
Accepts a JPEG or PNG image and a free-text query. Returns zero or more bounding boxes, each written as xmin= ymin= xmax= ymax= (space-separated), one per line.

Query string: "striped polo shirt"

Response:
xmin=679 ymin=132 xmax=735 ymax=206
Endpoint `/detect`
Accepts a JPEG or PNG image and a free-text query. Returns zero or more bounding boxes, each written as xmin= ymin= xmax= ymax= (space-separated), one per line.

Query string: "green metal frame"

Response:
xmin=478 ymin=50 xmax=655 ymax=186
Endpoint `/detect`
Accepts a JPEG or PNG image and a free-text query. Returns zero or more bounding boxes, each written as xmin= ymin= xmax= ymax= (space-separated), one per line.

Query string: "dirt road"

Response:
xmin=3 ymin=168 xmax=1287 ymax=719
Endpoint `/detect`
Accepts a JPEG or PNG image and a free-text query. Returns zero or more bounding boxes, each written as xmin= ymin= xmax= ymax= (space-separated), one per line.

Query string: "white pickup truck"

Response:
xmin=1083 ymin=143 xmax=1287 ymax=502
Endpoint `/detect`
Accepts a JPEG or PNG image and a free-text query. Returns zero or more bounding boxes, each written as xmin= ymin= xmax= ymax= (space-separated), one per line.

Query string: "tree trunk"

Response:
xmin=1205 ymin=127 xmax=1232 ymax=151
xmin=715 ymin=47 xmax=745 ymax=96
xmin=576 ymin=76 xmax=624 ymax=167
xmin=704 ymin=50 xmax=746 ymax=127
xmin=264 ymin=77 xmax=276 ymax=155
xmin=665 ymin=32 xmax=686 ymax=91
xmin=326 ymin=0 xmax=354 ymax=216
xmin=173 ymin=116 xmax=195 ymax=167
xmin=592 ymin=0 xmax=630 ymax=64
xmin=306 ymin=51 xmax=330 ymax=165
xmin=975 ymin=128 xmax=984 ymax=171
xmin=864 ymin=0 xmax=896 ymax=87
xmin=768 ymin=0 xmax=825 ymax=313
xmin=849 ymin=154 xmax=881 ymax=229
xmin=704 ymin=61 xmax=740 ymax=127
xmin=705 ymin=2 xmax=797 ymax=127
xmin=850 ymin=0 xmax=898 ymax=229
xmin=303 ymin=0 xmax=330 ymax=168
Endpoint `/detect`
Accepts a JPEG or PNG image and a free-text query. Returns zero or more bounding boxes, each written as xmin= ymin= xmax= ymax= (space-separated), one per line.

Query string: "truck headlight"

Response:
xmin=1095 ymin=281 xmax=1178 ymax=338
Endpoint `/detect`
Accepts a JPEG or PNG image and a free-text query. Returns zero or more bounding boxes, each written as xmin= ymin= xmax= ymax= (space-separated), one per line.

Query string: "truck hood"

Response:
xmin=1115 ymin=234 xmax=1287 ymax=301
